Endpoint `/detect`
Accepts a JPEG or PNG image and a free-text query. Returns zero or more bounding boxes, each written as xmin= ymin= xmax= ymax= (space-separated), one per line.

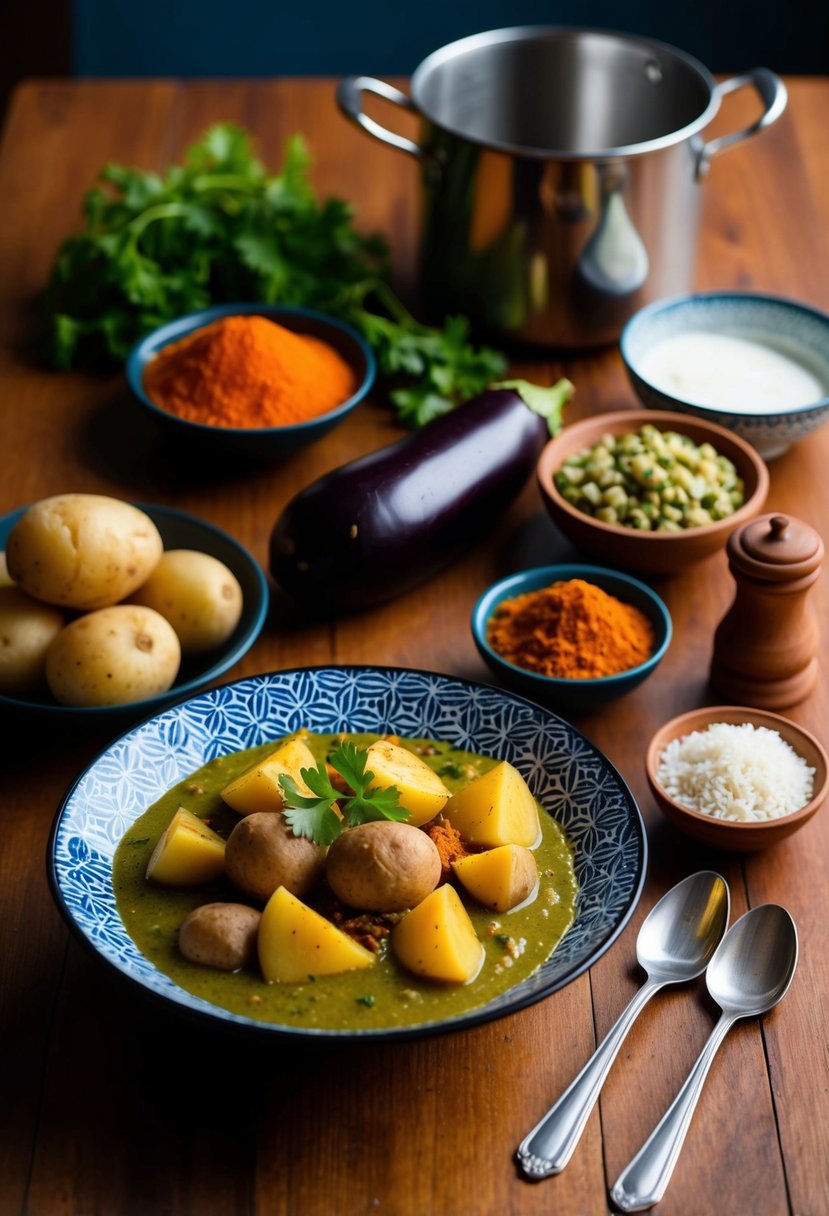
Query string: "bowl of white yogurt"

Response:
xmin=621 ymin=293 xmax=829 ymax=458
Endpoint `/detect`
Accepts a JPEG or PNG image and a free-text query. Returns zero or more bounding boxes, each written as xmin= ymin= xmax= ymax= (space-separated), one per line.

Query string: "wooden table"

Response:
xmin=1 ymin=78 xmax=827 ymax=1216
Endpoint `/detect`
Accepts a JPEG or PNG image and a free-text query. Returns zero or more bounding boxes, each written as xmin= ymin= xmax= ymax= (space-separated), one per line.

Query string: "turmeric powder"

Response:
xmin=143 ymin=314 xmax=357 ymax=428
xmin=487 ymin=578 xmax=654 ymax=679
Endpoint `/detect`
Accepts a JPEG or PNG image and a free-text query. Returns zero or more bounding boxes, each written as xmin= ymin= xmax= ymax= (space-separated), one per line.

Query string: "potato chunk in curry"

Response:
xmin=258 ymin=886 xmax=375 ymax=982
xmin=392 ymin=884 xmax=484 ymax=984
xmin=442 ymin=761 xmax=541 ymax=849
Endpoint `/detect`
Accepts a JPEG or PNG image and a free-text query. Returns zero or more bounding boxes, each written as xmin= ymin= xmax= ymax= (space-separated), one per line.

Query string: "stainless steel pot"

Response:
xmin=338 ymin=27 xmax=787 ymax=349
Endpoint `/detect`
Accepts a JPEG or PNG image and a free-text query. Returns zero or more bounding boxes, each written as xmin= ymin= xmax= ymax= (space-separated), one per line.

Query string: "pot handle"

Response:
xmin=336 ymin=77 xmax=425 ymax=159
xmin=697 ymin=67 xmax=787 ymax=177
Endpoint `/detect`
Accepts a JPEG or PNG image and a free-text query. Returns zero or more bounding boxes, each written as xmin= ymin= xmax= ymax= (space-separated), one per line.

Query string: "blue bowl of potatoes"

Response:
xmin=0 ymin=495 xmax=268 ymax=722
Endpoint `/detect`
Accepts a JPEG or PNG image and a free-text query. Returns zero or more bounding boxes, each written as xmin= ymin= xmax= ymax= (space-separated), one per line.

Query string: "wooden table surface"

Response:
xmin=1 ymin=77 xmax=827 ymax=1216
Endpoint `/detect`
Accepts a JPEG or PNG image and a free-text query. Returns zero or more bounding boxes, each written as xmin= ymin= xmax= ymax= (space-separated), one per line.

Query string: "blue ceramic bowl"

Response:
xmin=621 ymin=293 xmax=829 ymax=459
xmin=472 ymin=565 xmax=672 ymax=714
xmin=126 ymin=304 xmax=376 ymax=459
xmin=0 ymin=503 xmax=269 ymax=723
xmin=48 ymin=666 xmax=646 ymax=1041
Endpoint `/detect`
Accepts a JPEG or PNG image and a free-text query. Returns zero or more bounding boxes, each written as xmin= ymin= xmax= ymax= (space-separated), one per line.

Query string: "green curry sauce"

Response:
xmin=114 ymin=734 xmax=577 ymax=1031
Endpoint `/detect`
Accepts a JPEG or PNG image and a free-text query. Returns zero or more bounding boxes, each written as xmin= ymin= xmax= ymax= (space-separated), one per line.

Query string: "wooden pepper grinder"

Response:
xmin=711 ymin=513 xmax=823 ymax=708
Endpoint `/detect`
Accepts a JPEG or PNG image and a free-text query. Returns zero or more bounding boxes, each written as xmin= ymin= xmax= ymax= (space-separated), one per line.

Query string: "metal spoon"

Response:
xmin=516 ymin=871 xmax=730 ymax=1180
xmin=610 ymin=903 xmax=798 ymax=1212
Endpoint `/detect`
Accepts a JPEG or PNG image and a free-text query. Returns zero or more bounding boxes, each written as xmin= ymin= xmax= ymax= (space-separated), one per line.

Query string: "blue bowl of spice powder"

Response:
xmin=127 ymin=303 xmax=376 ymax=460
xmin=472 ymin=563 xmax=672 ymax=715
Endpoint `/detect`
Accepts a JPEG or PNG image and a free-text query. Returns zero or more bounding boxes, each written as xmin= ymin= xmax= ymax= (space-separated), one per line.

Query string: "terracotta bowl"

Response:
xmin=645 ymin=706 xmax=829 ymax=851
xmin=537 ymin=409 xmax=769 ymax=575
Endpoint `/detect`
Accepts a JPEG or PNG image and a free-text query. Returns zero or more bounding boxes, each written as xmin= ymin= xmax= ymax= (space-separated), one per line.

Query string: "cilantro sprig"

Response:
xmin=279 ymin=741 xmax=409 ymax=845
xmin=40 ymin=123 xmax=506 ymax=427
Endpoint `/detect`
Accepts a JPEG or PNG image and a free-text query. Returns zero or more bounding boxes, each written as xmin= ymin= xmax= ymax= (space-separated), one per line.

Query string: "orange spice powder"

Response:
xmin=143 ymin=314 xmax=358 ymax=428
xmin=487 ymin=578 xmax=654 ymax=679
xmin=425 ymin=819 xmax=469 ymax=880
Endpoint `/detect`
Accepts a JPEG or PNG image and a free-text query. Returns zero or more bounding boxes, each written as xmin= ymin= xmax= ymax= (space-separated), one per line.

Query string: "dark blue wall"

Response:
xmin=73 ymin=0 xmax=828 ymax=76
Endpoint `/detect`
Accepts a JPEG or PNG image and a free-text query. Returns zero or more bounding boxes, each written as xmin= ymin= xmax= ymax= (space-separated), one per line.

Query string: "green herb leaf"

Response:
xmin=278 ymin=742 xmax=409 ymax=844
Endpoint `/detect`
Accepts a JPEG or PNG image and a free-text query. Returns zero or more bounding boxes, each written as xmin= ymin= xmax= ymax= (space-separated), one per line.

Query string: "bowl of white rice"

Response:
xmin=646 ymin=706 xmax=828 ymax=850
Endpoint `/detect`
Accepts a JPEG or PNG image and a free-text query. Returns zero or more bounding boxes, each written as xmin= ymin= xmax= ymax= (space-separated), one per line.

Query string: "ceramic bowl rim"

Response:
xmin=537 ymin=408 xmax=769 ymax=544
xmin=47 ymin=664 xmax=648 ymax=1042
xmin=126 ymin=303 xmax=377 ymax=438
xmin=471 ymin=563 xmax=672 ymax=692
xmin=645 ymin=705 xmax=829 ymax=834
xmin=0 ymin=502 xmax=270 ymax=720
xmin=620 ymin=291 xmax=829 ymax=420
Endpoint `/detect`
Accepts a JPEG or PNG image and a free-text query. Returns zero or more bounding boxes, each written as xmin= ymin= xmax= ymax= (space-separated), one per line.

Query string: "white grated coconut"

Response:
xmin=657 ymin=722 xmax=814 ymax=822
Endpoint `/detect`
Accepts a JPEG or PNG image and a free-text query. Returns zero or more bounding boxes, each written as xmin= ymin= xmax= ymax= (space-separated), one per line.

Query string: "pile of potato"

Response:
xmin=146 ymin=737 xmax=542 ymax=985
xmin=0 ymin=493 xmax=244 ymax=707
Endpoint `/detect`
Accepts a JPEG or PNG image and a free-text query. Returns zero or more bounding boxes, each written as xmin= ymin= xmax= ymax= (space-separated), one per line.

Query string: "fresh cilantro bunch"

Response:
xmin=40 ymin=123 xmax=506 ymax=426
xmin=279 ymin=741 xmax=409 ymax=845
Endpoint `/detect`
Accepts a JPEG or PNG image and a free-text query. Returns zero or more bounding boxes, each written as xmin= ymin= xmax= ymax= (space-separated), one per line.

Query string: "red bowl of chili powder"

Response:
xmin=127 ymin=303 xmax=376 ymax=459
xmin=471 ymin=563 xmax=672 ymax=714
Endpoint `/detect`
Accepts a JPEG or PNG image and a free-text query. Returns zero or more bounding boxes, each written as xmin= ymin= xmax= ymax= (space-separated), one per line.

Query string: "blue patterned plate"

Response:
xmin=48 ymin=666 xmax=647 ymax=1040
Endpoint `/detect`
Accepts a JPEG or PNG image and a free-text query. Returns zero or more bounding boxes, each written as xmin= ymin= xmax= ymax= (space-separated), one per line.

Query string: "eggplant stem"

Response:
xmin=493 ymin=378 xmax=574 ymax=436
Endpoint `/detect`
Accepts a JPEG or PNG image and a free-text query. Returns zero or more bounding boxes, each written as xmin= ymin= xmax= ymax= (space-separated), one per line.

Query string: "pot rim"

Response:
xmin=410 ymin=24 xmax=722 ymax=161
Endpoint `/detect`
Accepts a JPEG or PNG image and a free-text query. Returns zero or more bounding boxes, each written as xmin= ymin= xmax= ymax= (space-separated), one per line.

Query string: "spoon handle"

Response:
xmin=610 ymin=1011 xmax=737 ymax=1211
xmin=516 ymin=977 xmax=664 ymax=1179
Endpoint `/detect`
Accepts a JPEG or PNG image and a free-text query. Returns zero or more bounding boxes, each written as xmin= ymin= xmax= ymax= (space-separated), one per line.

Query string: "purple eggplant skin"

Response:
xmin=270 ymin=386 xmax=556 ymax=613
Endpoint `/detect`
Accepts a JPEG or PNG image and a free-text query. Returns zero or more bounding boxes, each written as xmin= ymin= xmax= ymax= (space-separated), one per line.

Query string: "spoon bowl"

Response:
xmin=611 ymin=903 xmax=798 ymax=1211
xmin=517 ymin=871 xmax=729 ymax=1179
xmin=706 ymin=903 xmax=798 ymax=1016
xmin=636 ymin=871 xmax=730 ymax=981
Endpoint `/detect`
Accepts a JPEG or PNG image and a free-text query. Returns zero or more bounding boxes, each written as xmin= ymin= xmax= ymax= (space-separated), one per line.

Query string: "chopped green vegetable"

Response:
xmin=280 ymin=740 xmax=408 ymax=844
xmin=554 ymin=424 xmax=744 ymax=531
xmin=356 ymin=994 xmax=376 ymax=1008
xmin=39 ymin=123 xmax=506 ymax=426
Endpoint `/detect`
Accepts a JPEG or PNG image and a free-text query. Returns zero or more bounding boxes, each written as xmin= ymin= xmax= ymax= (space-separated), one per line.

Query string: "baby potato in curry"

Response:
xmin=325 ymin=821 xmax=442 ymax=912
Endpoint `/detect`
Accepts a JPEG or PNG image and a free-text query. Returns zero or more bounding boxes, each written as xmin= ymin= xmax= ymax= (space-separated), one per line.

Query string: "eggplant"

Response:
xmin=269 ymin=379 xmax=572 ymax=612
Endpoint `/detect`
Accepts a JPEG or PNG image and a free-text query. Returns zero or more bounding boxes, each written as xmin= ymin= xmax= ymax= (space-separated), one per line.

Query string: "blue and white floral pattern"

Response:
xmin=50 ymin=667 xmax=647 ymax=1039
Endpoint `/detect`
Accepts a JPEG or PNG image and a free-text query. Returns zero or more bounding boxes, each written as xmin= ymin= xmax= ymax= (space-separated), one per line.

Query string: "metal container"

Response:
xmin=338 ymin=27 xmax=786 ymax=349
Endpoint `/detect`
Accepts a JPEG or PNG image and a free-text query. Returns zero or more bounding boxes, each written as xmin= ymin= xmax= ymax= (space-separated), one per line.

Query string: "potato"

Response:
xmin=259 ymin=887 xmax=375 ymax=982
xmin=442 ymin=762 xmax=541 ymax=848
xmin=179 ymin=902 xmax=261 ymax=971
xmin=452 ymin=845 xmax=539 ymax=913
xmin=7 ymin=494 xmax=163 ymax=609
xmin=45 ymin=604 xmax=181 ymax=707
xmin=0 ymin=586 xmax=64 ymax=695
xmin=130 ymin=549 xmax=243 ymax=655
xmin=392 ymin=885 xmax=484 ymax=983
xmin=326 ymin=822 xmax=441 ymax=912
xmin=146 ymin=807 xmax=226 ymax=885
xmin=224 ymin=811 xmax=326 ymax=903
xmin=364 ymin=740 xmax=451 ymax=826
xmin=221 ymin=736 xmax=317 ymax=816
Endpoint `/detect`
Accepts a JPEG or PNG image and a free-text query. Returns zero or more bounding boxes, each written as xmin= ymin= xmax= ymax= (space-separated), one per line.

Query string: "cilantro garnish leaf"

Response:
xmin=39 ymin=123 xmax=506 ymax=426
xmin=278 ymin=742 xmax=408 ymax=844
